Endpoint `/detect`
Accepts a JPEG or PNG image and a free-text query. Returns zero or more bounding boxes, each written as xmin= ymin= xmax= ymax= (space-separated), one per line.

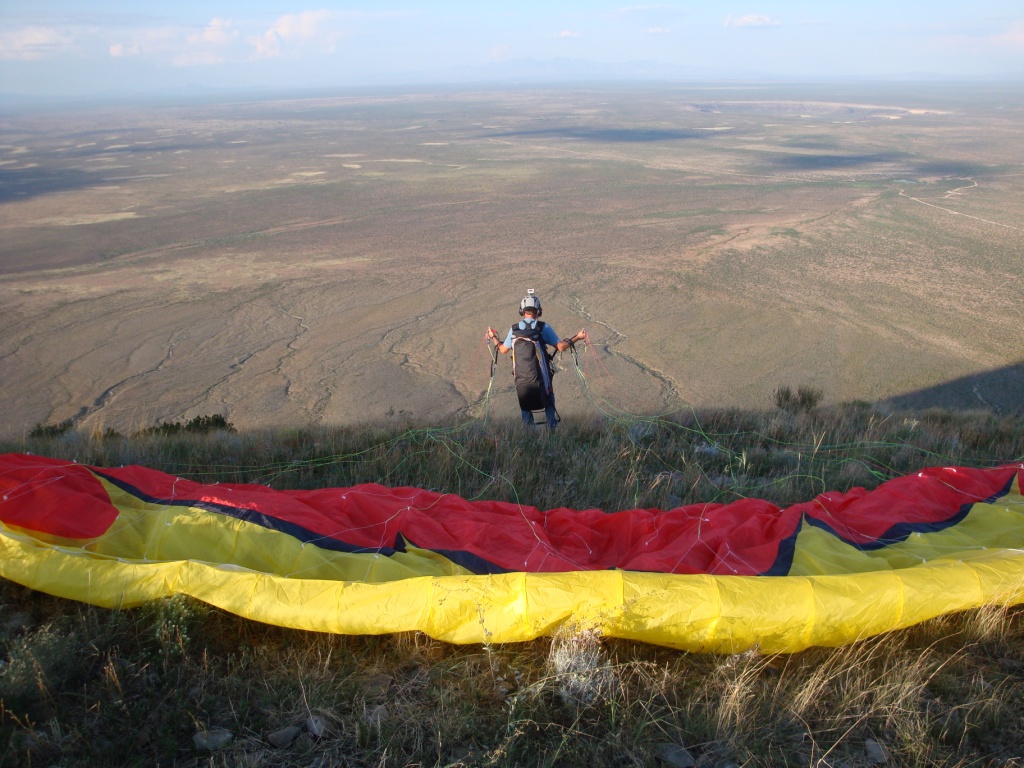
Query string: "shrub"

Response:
xmin=28 ymin=419 xmax=75 ymax=438
xmin=134 ymin=414 xmax=235 ymax=437
xmin=774 ymin=385 xmax=823 ymax=413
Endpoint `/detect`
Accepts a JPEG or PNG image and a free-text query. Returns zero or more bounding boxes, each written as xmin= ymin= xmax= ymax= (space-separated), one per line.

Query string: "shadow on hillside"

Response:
xmin=879 ymin=361 xmax=1024 ymax=414
xmin=0 ymin=140 xmax=244 ymax=203
xmin=0 ymin=167 xmax=106 ymax=204
xmin=913 ymin=161 xmax=1001 ymax=177
xmin=771 ymin=152 xmax=907 ymax=171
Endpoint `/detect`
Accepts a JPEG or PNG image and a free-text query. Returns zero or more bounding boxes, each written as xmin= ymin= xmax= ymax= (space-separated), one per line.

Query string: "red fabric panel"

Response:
xmin=796 ymin=466 xmax=1011 ymax=543
xmin=1 ymin=454 xmax=1019 ymax=576
xmin=85 ymin=460 xmax=1024 ymax=574
xmin=0 ymin=454 xmax=118 ymax=539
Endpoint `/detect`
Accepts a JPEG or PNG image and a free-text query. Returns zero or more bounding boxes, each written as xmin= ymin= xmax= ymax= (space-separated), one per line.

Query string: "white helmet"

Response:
xmin=519 ymin=288 xmax=542 ymax=317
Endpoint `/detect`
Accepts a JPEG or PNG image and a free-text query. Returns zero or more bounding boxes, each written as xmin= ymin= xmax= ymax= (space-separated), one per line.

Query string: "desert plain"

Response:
xmin=1 ymin=82 xmax=1023 ymax=436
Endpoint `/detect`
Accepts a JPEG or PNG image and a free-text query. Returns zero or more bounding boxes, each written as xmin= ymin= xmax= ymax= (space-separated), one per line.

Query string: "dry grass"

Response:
xmin=2 ymin=406 xmax=1024 ymax=765
xmin=2 ymin=582 xmax=1023 ymax=767
xmin=4 ymin=402 xmax=1022 ymax=514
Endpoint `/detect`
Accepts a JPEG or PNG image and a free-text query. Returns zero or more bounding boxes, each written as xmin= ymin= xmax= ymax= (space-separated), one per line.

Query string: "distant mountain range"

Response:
xmin=407 ymin=57 xmax=1024 ymax=86
xmin=2 ymin=58 xmax=1021 ymax=108
xmin=441 ymin=57 xmax=769 ymax=83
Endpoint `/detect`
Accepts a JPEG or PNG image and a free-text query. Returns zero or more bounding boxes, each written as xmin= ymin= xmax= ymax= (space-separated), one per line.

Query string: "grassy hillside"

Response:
xmin=2 ymin=405 xmax=1024 ymax=767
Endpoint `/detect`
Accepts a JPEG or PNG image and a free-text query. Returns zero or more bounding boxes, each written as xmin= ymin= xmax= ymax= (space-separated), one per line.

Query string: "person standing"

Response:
xmin=486 ymin=290 xmax=587 ymax=429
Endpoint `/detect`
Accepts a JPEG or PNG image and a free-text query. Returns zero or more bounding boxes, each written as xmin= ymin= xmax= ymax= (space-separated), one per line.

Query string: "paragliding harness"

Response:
xmin=510 ymin=321 xmax=560 ymax=426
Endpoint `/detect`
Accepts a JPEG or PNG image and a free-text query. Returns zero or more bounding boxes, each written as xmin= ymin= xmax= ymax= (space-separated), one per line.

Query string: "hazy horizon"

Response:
xmin=2 ymin=1 xmax=1022 ymax=102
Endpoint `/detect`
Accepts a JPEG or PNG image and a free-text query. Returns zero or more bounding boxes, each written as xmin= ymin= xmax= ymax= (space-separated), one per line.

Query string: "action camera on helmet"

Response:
xmin=519 ymin=288 xmax=542 ymax=317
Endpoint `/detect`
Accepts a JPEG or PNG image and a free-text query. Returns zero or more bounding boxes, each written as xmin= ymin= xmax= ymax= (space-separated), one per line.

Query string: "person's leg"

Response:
xmin=545 ymin=393 xmax=557 ymax=430
xmin=521 ymin=409 xmax=535 ymax=427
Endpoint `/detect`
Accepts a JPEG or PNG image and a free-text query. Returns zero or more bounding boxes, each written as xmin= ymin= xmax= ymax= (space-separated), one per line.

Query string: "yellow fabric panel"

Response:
xmin=789 ymin=479 xmax=1024 ymax=576
xmin=4 ymin=519 xmax=1024 ymax=653
xmin=90 ymin=476 xmax=476 ymax=582
xmin=4 ymin=470 xmax=1023 ymax=652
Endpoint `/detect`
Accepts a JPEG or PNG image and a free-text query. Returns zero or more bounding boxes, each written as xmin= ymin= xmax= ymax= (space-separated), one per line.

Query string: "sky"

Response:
xmin=1 ymin=1 xmax=1022 ymax=99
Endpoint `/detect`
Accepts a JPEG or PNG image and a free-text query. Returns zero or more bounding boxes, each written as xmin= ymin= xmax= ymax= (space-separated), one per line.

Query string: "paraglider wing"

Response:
xmin=1 ymin=454 xmax=1022 ymax=652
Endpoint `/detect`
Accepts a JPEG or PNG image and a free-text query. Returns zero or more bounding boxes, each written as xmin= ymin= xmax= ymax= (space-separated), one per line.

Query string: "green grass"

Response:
xmin=2 ymin=405 xmax=1024 ymax=766
xmin=9 ymin=404 xmax=1022 ymax=510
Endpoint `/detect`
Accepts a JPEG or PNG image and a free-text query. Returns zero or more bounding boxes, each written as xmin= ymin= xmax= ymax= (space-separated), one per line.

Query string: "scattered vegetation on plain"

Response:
xmin=5 ymin=84 xmax=1024 ymax=435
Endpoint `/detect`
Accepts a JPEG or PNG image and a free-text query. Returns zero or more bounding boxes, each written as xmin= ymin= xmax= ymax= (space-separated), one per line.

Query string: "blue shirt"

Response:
xmin=503 ymin=319 xmax=560 ymax=349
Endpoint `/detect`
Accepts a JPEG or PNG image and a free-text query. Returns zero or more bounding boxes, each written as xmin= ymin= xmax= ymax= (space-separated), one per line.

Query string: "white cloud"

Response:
xmin=0 ymin=26 xmax=74 ymax=61
xmin=188 ymin=18 xmax=238 ymax=47
xmin=109 ymin=42 xmax=140 ymax=58
xmin=107 ymin=26 xmax=183 ymax=62
xmin=645 ymin=27 xmax=671 ymax=34
xmin=991 ymin=19 xmax=1024 ymax=48
xmin=249 ymin=30 xmax=281 ymax=59
xmin=102 ymin=13 xmax=352 ymax=67
xmin=724 ymin=14 xmax=782 ymax=29
xmin=275 ymin=10 xmax=334 ymax=41
xmin=558 ymin=30 xmax=580 ymax=38
xmin=490 ymin=44 xmax=511 ymax=61
xmin=249 ymin=9 xmax=338 ymax=59
xmin=172 ymin=18 xmax=239 ymax=66
xmin=933 ymin=18 xmax=1024 ymax=60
